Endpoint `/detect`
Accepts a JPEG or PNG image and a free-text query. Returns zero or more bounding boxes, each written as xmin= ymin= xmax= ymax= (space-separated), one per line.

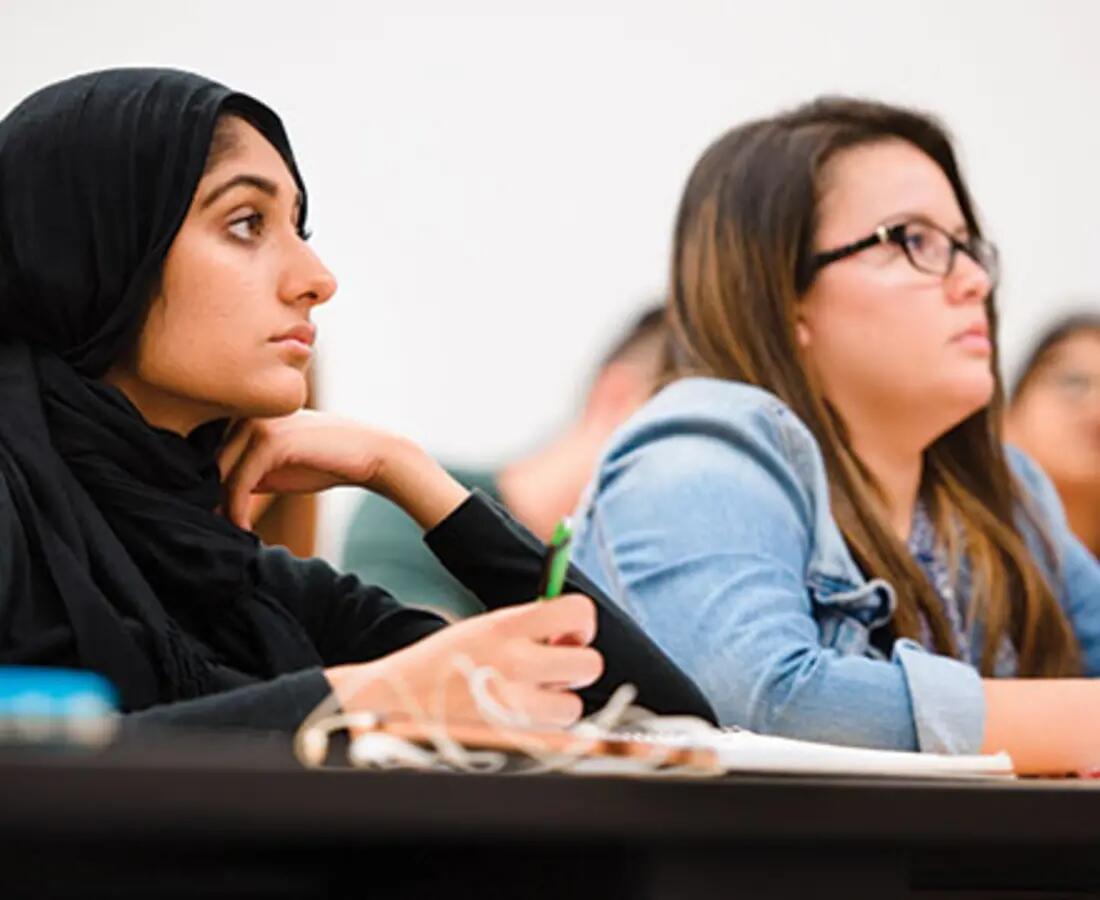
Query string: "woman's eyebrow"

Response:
xmin=200 ymin=173 xmax=281 ymax=210
xmin=878 ymin=210 xmax=970 ymax=236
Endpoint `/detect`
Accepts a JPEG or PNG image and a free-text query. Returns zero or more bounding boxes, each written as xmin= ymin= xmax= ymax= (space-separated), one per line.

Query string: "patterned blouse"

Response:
xmin=908 ymin=502 xmax=1018 ymax=676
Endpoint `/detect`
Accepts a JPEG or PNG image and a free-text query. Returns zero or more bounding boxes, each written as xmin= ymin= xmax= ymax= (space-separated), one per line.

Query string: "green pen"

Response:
xmin=537 ymin=517 xmax=573 ymax=599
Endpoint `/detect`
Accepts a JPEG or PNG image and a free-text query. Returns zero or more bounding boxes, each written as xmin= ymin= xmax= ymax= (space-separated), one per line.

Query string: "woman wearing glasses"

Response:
xmin=571 ymin=98 xmax=1100 ymax=774
xmin=1006 ymin=313 xmax=1100 ymax=557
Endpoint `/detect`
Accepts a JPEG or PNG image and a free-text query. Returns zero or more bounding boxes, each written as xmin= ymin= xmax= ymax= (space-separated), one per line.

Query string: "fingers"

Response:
xmin=217 ymin=419 xmax=255 ymax=482
xmin=490 ymin=594 xmax=598 ymax=647
xmin=491 ymin=638 xmax=603 ymax=689
xmin=345 ymin=594 xmax=603 ymax=734
xmin=493 ymin=682 xmax=584 ymax=729
xmin=218 ymin=420 xmax=262 ymax=529
xmin=222 ymin=432 xmax=281 ymax=531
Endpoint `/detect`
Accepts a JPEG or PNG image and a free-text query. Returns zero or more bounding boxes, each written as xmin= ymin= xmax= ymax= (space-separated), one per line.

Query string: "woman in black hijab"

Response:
xmin=0 ymin=68 xmax=713 ymax=732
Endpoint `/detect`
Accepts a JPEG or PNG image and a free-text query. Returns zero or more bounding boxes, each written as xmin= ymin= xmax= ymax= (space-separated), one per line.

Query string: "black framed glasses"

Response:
xmin=810 ymin=221 xmax=1000 ymax=287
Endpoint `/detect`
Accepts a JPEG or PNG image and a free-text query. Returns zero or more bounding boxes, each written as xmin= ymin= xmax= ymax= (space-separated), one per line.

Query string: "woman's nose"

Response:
xmin=946 ymin=250 xmax=992 ymax=306
xmin=282 ymin=242 xmax=338 ymax=308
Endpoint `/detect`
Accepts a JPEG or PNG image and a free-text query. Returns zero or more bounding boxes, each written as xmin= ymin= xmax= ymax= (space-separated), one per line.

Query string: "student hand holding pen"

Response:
xmin=325 ymin=593 xmax=602 ymax=728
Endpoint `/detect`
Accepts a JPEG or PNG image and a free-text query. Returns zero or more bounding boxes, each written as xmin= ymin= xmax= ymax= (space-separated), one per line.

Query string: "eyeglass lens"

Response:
xmin=898 ymin=223 xmax=997 ymax=284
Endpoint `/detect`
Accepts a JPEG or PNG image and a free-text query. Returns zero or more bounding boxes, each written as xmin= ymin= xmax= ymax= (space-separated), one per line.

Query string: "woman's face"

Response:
xmin=109 ymin=117 xmax=336 ymax=433
xmin=1007 ymin=329 xmax=1100 ymax=489
xmin=797 ymin=139 xmax=994 ymax=444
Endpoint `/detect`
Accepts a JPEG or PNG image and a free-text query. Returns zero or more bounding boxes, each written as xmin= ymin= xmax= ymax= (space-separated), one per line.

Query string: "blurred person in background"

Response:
xmin=342 ymin=305 xmax=667 ymax=620
xmin=1006 ymin=312 xmax=1100 ymax=557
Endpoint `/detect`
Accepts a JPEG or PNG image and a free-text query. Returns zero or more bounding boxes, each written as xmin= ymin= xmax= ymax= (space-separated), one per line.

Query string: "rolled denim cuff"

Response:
xmin=893 ymin=638 xmax=985 ymax=754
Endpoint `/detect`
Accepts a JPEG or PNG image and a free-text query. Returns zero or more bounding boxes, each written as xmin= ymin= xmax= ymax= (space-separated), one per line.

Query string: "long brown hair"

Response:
xmin=667 ymin=97 xmax=1079 ymax=676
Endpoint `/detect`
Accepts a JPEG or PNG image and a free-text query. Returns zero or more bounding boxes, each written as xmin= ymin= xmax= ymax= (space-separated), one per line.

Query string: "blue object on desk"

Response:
xmin=0 ymin=666 xmax=119 ymax=747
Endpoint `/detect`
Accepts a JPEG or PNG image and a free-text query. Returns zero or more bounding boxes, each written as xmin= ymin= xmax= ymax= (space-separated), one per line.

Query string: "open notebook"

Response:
xmin=582 ymin=722 xmax=1014 ymax=780
xmin=343 ymin=715 xmax=1015 ymax=780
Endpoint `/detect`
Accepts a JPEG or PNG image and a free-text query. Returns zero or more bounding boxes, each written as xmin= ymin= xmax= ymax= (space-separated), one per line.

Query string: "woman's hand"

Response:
xmin=325 ymin=594 xmax=603 ymax=728
xmin=218 ymin=412 xmax=468 ymax=532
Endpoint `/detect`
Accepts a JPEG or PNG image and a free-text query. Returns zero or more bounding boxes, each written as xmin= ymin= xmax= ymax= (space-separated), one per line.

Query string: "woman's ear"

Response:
xmin=795 ymin=317 xmax=812 ymax=349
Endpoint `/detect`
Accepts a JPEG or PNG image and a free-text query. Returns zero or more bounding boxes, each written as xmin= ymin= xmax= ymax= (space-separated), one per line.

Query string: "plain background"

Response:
xmin=2 ymin=0 xmax=1098 ymax=559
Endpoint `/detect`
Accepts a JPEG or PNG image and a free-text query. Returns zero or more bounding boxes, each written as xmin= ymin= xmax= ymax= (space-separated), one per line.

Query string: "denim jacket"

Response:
xmin=572 ymin=377 xmax=1100 ymax=754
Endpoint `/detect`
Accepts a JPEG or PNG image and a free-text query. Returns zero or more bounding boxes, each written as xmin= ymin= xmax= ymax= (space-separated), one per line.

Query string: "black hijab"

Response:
xmin=0 ymin=69 xmax=322 ymax=710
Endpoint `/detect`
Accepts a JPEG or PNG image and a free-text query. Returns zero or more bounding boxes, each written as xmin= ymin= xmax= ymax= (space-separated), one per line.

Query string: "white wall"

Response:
xmin=3 ymin=0 xmax=1099 ymax=558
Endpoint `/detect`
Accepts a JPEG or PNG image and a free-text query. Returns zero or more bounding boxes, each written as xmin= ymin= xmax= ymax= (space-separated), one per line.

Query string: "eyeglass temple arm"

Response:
xmin=811 ymin=225 xmax=893 ymax=269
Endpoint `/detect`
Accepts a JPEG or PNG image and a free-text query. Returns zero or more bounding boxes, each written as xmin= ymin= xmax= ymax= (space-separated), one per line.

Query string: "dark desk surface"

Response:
xmin=3 ymin=734 xmax=1100 ymax=899
xmin=1 ymin=738 xmax=1099 ymax=844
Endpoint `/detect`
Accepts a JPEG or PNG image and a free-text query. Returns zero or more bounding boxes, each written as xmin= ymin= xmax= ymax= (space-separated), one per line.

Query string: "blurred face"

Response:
xmin=108 ymin=117 xmax=336 ymax=433
xmin=1007 ymin=329 xmax=1100 ymax=488
xmin=797 ymin=139 xmax=995 ymax=445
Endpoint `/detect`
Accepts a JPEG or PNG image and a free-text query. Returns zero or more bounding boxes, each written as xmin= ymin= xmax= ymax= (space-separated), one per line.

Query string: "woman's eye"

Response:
xmin=903 ymin=229 xmax=927 ymax=251
xmin=227 ymin=212 xmax=263 ymax=242
xmin=1055 ymin=371 xmax=1094 ymax=397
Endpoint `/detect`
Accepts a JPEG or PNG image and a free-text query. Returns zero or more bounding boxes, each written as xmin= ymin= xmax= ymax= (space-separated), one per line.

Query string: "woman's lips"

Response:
xmin=275 ymin=338 xmax=313 ymax=357
xmin=951 ymin=325 xmax=991 ymax=355
xmin=271 ymin=323 xmax=316 ymax=356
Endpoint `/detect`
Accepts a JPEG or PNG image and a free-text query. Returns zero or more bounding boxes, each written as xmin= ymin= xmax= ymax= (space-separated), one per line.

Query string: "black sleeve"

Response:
xmin=1 ymin=478 xmax=325 ymax=736
xmin=424 ymin=490 xmax=718 ymax=723
xmin=255 ymin=547 xmax=448 ymax=666
xmin=122 ymin=668 xmax=331 ymax=735
xmin=120 ymin=552 xmax=450 ymax=737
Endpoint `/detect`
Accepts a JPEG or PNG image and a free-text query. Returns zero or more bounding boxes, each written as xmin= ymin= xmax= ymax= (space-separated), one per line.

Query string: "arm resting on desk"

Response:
xmin=122 ymin=669 xmax=332 ymax=735
xmin=983 ymin=679 xmax=1100 ymax=775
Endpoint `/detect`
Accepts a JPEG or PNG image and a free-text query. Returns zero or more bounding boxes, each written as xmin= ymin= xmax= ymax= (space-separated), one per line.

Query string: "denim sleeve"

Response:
xmin=892 ymin=639 xmax=986 ymax=753
xmin=582 ymin=400 xmax=985 ymax=753
xmin=1007 ymin=446 xmax=1100 ymax=675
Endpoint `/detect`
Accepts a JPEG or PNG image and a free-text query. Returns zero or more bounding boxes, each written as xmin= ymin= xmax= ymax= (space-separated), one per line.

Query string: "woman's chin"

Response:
xmin=964 ymin=369 xmax=996 ymax=407
xmin=230 ymin=374 xmax=308 ymax=419
xmin=940 ymin=372 xmax=996 ymax=424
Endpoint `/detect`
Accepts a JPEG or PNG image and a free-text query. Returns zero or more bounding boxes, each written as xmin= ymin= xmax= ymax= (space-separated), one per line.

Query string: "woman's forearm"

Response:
xmin=373 ymin=435 xmax=469 ymax=531
xmin=982 ymin=679 xmax=1100 ymax=775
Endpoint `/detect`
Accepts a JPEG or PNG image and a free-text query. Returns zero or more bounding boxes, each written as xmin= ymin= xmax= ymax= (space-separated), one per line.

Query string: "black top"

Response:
xmin=342 ymin=465 xmax=501 ymax=618
xmin=0 ymin=472 xmax=715 ymax=732
xmin=0 ymin=70 xmax=336 ymax=711
xmin=425 ymin=489 xmax=717 ymax=723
